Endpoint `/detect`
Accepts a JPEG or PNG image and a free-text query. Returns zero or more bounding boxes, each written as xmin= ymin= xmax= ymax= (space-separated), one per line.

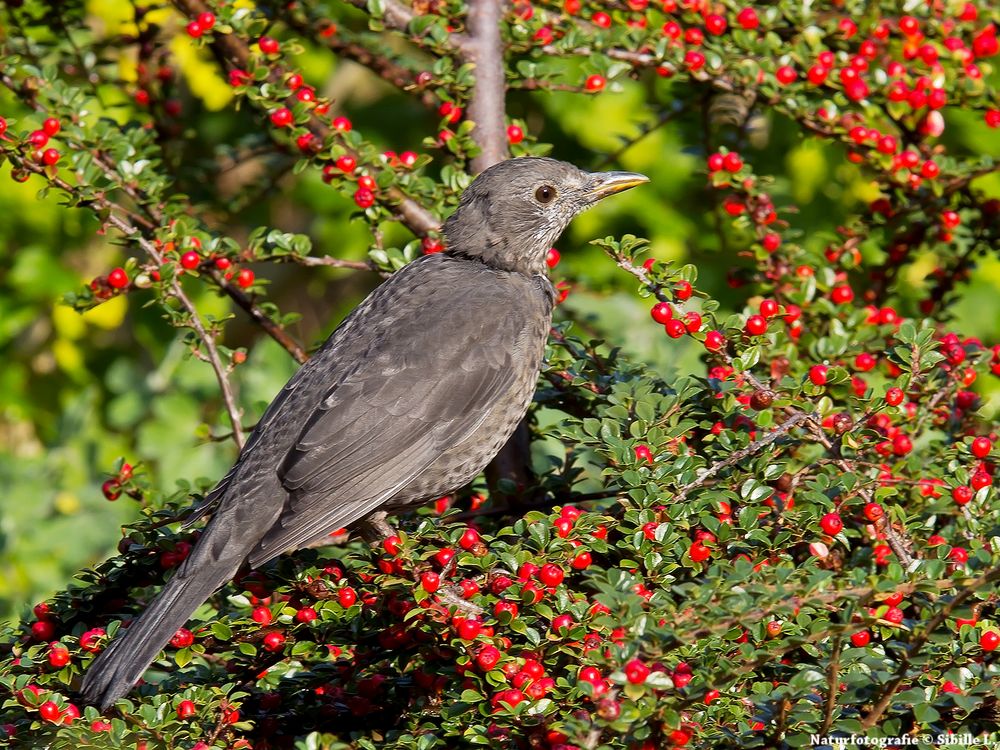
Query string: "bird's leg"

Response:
xmin=358 ymin=511 xmax=397 ymax=545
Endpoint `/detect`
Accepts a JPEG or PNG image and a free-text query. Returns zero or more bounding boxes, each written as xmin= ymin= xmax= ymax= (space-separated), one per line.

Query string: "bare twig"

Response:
xmin=674 ymin=411 xmax=810 ymax=504
xmin=819 ymin=636 xmax=842 ymax=735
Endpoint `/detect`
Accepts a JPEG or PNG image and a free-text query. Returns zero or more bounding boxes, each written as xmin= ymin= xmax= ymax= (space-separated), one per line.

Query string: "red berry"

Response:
xmin=270 ymin=108 xmax=293 ymax=127
xmin=624 ymin=658 xmax=650 ymax=684
xmin=197 ymin=12 xmax=215 ymax=28
xmin=332 ymin=116 xmax=352 ymax=132
xmin=258 ymin=36 xmax=280 ymax=54
xmin=296 ymin=606 xmax=317 ymax=623
xmin=775 ymin=65 xmax=797 ymax=84
xmin=383 ymin=535 xmax=401 ymax=556
xmin=885 ymin=387 xmax=904 ymax=406
xmin=237 ymin=268 xmax=255 ymax=288
xmin=180 ymin=250 xmax=200 ymax=270
xmin=434 ymin=547 xmax=455 ymax=567
xmin=420 ymin=571 xmax=440 ymax=593
xmin=571 ymin=551 xmax=592 ymax=570
xmin=722 ymin=152 xmax=743 ymax=172
xmin=863 ymin=503 xmax=884 ymax=522
xmin=506 ymin=125 xmax=524 ymax=144
xmin=170 ymin=628 xmax=194 ymax=648
xmin=685 ymin=50 xmax=706 ymax=70
xmin=456 ymin=618 xmax=482 ymax=640
xmin=107 ymin=268 xmax=129 ymax=289
xmin=808 ymin=365 xmax=828 ymax=386
xmin=338 ymin=587 xmax=357 ymax=607
xmin=971 ymin=471 xmax=991 ymax=491
xmin=263 ymin=631 xmax=286 ymax=651
xmin=892 ymin=434 xmax=912 ymax=456
xmin=39 ymin=701 xmax=61 ymax=723
xmin=807 ymin=64 xmax=829 ymax=85
xmin=736 ymin=8 xmax=759 ymax=29
xmin=831 ymin=285 xmax=854 ymax=304
xmin=819 ymin=513 xmax=843 ymax=535
xmin=952 ymin=485 xmax=974 ymax=506
xmin=28 ymin=130 xmax=49 ymax=148
xmin=31 ymin=620 xmax=56 ymax=641
xmin=675 ymin=281 xmax=693 ymax=300
xmin=634 ymin=444 xmax=652 ymax=462
xmin=707 ymin=153 xmax=725 ymax=172
xmin=971 ymin=436 xmax=992 ymax=458
xmin=591 ymin=11 xmax=611 ymax=28
xmin=850 ymin=630 xmax=871 ymax=647
xmin=354 ymin=188 xmax=375 ymax=208
xmin=551 ymin=614 xmax=574 ymax=632
xmin=704 ymin=14 xmax=727 ymax=35
xmin=42 ymin=117 xmax=60 ymax=136
xmin=79 ymin=628 xmax=105 ymax=652
xmin=252 ymin=606 xmax=273 ymax=625
xmin=704 ymin=330 xmax=725 ymax=352
xmin=102 ymin=478 xmax=122 ymax=501
xmin=458 ymin=527 xmax=480 ymax=550
xmin=186 ymin=20 xmax=204 ymax=37
xmin=48 ymin=644 xmax=70 ymax=668
xmin=762 ymin=233 xmax=781 ymax=252
xmin=745 ymin=315 xmax=767 ymax=336
xmin=688 ymin=541 xmax=711 ymax=562
xmin=177 ymin=700 xmax=197 ymax=719
xmin=335 ymin=155 xmax=357 ymax=172
xmin=651 ymin=302 xmax=673 ymax=324
xmin=584 ymin=74 xmax=606 ymax=92
xmin=476 ymin=645 xmax=501 ymax=670
xmin=546 ymin=248 xmax=560 ymax=268
xmin=665 ymin=318 xmax=686 ymax=338
xmin=538 ymin=563 xmax=564 ymax=587
xmin=981 ymin=631 xmax=1000 ymax=652
xmin=296 ymin=133 xmax=316 ymax=152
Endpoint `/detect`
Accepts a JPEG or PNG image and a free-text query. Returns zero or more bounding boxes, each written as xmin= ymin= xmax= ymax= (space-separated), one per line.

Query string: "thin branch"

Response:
xmin=596 ymin=102 xmax=687 ymax=169
xmin=674 ymin=411 xmax=810 ymax=504
xmin=208 ymin=269 xmax=309 ymax=365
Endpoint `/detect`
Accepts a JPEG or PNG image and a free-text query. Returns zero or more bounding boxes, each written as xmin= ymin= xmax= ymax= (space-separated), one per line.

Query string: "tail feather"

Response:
xmin=80 ymin=549 xmax=242 ymax=710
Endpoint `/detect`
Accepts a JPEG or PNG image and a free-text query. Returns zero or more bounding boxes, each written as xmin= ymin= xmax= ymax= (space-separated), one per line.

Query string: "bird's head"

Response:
xmin=443 ymin=157 xmax=648 ymax=276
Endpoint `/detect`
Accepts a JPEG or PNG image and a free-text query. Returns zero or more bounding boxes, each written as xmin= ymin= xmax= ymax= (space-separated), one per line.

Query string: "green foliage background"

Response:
xmin=0 ymin=0 xmax=998 ymax=626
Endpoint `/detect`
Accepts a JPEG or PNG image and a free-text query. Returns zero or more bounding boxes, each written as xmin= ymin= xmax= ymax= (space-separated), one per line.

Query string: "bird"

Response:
xmin=80 ymin=156 xmax=648 ymax=710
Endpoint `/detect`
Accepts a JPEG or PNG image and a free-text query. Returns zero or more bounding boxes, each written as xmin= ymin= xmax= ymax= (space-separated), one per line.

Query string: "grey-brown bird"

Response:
xmin=80 ymin=156 xmax=648 ymax=709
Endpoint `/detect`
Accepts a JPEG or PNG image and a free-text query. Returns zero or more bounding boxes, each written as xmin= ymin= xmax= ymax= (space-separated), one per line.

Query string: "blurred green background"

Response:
xmin=2 ymin=3 xmax=999 ymax=622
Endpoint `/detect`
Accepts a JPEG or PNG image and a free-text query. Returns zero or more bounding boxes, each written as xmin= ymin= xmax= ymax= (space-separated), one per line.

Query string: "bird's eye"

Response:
xmin=534 ymin=184 xmax=556 ymax=204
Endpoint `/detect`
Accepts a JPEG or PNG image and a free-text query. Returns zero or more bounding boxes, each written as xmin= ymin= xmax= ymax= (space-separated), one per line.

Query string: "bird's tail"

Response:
xmin=80 ymin=528 xmax=245 ymax=711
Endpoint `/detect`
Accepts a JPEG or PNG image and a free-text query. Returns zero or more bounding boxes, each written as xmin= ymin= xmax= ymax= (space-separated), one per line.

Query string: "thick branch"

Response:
xmin=465 ymin=0 xmax=508 ymax=173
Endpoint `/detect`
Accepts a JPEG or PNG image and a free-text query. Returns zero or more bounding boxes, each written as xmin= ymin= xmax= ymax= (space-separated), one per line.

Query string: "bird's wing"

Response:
xmin=248 ymin=262 xmax=545 ymax=566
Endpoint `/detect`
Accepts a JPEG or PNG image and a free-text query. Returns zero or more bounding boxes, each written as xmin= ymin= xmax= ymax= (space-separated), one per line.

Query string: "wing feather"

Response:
xmin=246 ymin=259 xmax=547 ymax=567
